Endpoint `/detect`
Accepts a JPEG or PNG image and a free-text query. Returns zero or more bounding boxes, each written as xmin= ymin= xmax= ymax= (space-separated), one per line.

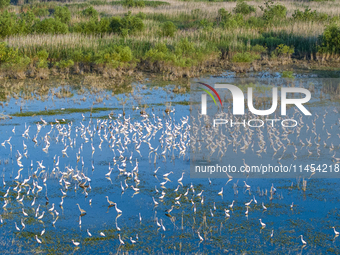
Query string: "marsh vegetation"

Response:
xmin=0 ymin=0 xmax=339 ymax=79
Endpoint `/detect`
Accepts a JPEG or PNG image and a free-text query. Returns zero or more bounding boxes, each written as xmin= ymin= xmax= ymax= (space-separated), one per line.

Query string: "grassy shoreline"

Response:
xmin=0 ymin=0 xmax=340 ymax=80
xmin=0 ymin=54 xmax=339 ymax=81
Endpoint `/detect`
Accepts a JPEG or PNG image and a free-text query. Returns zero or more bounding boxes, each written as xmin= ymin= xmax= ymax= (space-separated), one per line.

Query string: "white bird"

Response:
xmin=163 ymin=171 xmax=173 ymax=177
xmin=87 ymin=229 xmax=92 ymax=237
xmin=100 ymin=232 xmax=105 ymax=237
xmin=22 ymin=208 xmax=28 ymax=216
xmin=244 ymin=181 xmax=251 ymax=189
xmin=245 ymin=199 xmax=253 ymax=206
xmin=253 ymin=195 xmax=257 ymax=204
xmin=72 ymin=240 xmax=80 ymax=246
xmin=114 ymin=203 xmax=122 ymax=214
xmin=224 ymin=209 xmax=230 ymax=217
xmin=35 ymin=235 xmax=42 ymax=244
xmin=130 ymin=237 xmax=137 ymax=244
xmin=198 ymin=231 xmax=204 ymax=242
xmin=152 ymin=197 xmax=159 ymax=205
xmin=119 ymin=234 xmax=125 ymax=245
xmin=178 ymin=172 xmax=184 ymax=183
xmin=116 ymin=221 xmax=121 ymax=231
xmin=160 ymin=219 xmax=166 ymax=231
xmin=259 ymin=219 xmax=266 ymax=228
xmin=37 ymin=211 xmax=45 ymax=220
xmin=21 ymin=218 xmax=25 ymax=230
xmin=333 ymin=227 xmax=339 ymax=236
xmin=196 ymin=190 xmax=204 ymax=197
xmin=299 ymin=235 xmax=307 ymax=245
xmin=15 ymin=222 xmax=20 ymax=231
xmin=48 ymin=203 xmax=55 ymax=212
xmin=36 ymin=160 xmax=45 ymax=170
xmin=229 ymin=200 xmax=235 ymax=209
xmin=262 ymin=202 xmax=267 ymax=210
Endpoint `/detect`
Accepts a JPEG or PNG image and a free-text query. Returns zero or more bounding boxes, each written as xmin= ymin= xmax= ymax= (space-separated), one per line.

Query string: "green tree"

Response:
xmin=0 ymin=0 xmax=10 ymax=10
xmin=109 ymin=16 xmax=121 ymax=33
xmin=319 ymin=24 xmax=340 ymax=54
xmin=122 ymin=0 xmax=145 ymax=8
xmin=97 ymin=17 xmax=111 ymax=33
xmin=20 ymin=10 xmax=37 ymax=34
xmin=0 ymin=11 xmax=17 ymax=38
xmin=36 ymin=50 xmax=49 ymax=68
xmin=260 ymin=0 xmax=287 ymax=23
xmin=54 ymin=6 xmax=71 ymax=24
xmin=82 ymin=6 xmax=98 ymax=20
xmin=110 ymin=11 xmax=144 ymax=36
xmin=159 ymin=21 xmax=177 ymax=37
xmin=234 ymin=0 xmax=256 ymax=15
xmin=32 ymin=18 xmax=69 ymax=34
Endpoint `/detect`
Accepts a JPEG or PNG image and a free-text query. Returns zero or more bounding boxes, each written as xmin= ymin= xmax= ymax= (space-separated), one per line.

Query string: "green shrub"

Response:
xmin=251 ymin=44 xmax=267 ymax=53
xmin=118 ymin=11 xmax=144 ymax=35
xmin=54 ymin=6 xmax=71 ymax=24
xmin=260 ymin=0 xmax=286 ymax=23
xmin=0 ymin=11 xmax=19 ymax=38
xmin=123 ymin=0 xmax=134 ymax=7
xmin=175 ymin=38 xmax=196 ymax=56
xmin=122 ymin=0 xmax=145 ymax=8
xmin=36 ymin=50 xmax=49 ymax=68
xmin=217 ymin=8 xmax=244 ymax=28
xmin=318 ymin=24 xmax=340 ymax=54
xmin=56 ymin=59 xmax=74 ymax=68
xmin=199 ymin=19 xmax=213 ymax=29
xmin=71 ymin=50 xmax=83 ymax=63
xmin=82 ymin=6 xmax=98 ymax=20
xmin=143 ymin=1 xmax=169 ymax=7
xmin=276 ymin=44 xmax=294 ymax=55
xmin=109 ymin=16 xmax=121 ymax=33
xmin=232 ymin=52 xmax=260 ymax=62
xmin=145 ymin=39 xmax=217 ymax=67
xmin=234 ymin=0 xmax=256 ymax=15
xmin=0 ymin=0 xmax=10 ymax=9
xmin=118 ymin=46 xmax=133 ymax=62
xmin=32 ymin=7 xmax=49 ymax=17
xmin=144 ymin=43 xmax=169 ymax=61
xmin=247 ymin=16 xmax=265 ymax=28
xmin=282 ymin=71 xmax=294 ymax=78
xmin=73 ymin=17 xmax=111 ymax=34
xmin=20 ymin=11 xmax=37 ymax=34
xmin=0 ymin=42 xmax=22 ymax=66
xmin=217 ymin=8 xmax=230 ymax=22
xmin=97 ymin=17 xmax=111 ymax=33
xmin=292 ymin=8 xmax=328 ymax=22
xmin=93 ymin=45 xmax=133 ymax=66
xmin=134 ymin=0 xmax=145 ymax=7
xmin=159 ymin=21 xmax=177 ymax=37
xmin=136 ymin=12 xmax=146 ymax=19
xmin=33 ymin=18 xmax=69 ymax=34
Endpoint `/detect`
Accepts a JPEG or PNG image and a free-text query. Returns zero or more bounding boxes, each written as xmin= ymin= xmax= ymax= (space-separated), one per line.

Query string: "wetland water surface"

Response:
xmin=0 ymin=72 xmax=340 ymax=254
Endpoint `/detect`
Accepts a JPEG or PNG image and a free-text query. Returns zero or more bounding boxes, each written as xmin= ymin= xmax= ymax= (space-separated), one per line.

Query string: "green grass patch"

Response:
xmin=12 ymin=107 xmax=115 ymax=117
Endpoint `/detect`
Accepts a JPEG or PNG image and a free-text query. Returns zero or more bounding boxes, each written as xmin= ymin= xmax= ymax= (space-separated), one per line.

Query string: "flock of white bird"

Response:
xmin=0 ymin=101 xmax=339 ymax=252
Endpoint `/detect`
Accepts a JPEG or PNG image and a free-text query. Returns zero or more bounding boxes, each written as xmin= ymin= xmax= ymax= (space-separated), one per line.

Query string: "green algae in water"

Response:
xmin=11 ymin=107 xmax=116 ymax=117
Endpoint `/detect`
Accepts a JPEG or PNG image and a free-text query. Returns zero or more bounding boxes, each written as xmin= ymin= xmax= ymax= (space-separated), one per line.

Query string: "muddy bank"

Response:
xmin=0 ymin=56 xmax=340 ymax=81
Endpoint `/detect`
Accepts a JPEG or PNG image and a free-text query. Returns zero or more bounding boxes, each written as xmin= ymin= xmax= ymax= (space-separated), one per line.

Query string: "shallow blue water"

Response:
xmin=0 ymin=75 xmax=339 ymax=254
